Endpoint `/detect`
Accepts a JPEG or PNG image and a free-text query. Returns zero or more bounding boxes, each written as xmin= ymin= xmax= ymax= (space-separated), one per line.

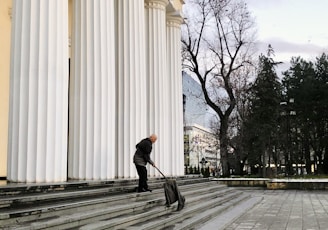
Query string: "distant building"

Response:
xmin=184 ymin=124 xmax=220 ymax=175
xmin=182 ymin=72 xmax=216 ymax=129
xmin=182 ymin=72 xmax=220 ymax=175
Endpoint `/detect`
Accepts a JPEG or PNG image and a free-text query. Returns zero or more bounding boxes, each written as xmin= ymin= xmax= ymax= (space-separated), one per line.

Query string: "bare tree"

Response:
xmin=182 ymin=0 xmax=257 ymax=176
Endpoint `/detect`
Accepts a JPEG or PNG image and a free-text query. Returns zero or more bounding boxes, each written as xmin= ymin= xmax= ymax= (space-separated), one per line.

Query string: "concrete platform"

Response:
xmin=216 ymin=178 xmax=328 ymax=190
xmin=200 ymin=189 xmax=328 ymax=230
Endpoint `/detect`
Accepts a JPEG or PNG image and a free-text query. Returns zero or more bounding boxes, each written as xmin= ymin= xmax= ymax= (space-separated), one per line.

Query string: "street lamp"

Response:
xmin=192 ymin=134 xmax=201 ymax=173
xmin=200 ymin=157 xmax=207 ymax=168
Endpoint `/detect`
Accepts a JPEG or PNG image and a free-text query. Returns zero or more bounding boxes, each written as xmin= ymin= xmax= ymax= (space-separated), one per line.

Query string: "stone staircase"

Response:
xmin=0 ymin=176 xmax=251 ymax=229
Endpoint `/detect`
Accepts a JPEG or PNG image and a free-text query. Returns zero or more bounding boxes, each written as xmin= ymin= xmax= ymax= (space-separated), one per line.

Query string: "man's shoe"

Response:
xmin=138 ymin=188 xmax=148 ymax=193
xmin=138 ymin=188 xmax=152 ymax=193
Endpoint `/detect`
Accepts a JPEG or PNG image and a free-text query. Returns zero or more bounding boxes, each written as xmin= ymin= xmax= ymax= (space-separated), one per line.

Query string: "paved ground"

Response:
xmin=200 ymin=189 xmax=328 ymax=230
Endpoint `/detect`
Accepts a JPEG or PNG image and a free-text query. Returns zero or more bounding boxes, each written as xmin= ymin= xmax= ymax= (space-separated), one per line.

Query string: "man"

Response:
xmin=133 ymin=134 xmax=157 ymax=193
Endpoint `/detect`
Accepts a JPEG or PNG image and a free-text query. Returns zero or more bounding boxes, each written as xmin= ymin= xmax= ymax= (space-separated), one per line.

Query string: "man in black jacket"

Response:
xmin=133 ymin=134 xmax=157 ymax=193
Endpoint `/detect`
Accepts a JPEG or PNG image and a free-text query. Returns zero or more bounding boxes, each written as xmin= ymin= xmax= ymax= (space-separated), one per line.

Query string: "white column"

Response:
xmin=145 ymin=0 xmax=169 ymax=176
xmin=116 ymin=0 xmax=147 ymax=178
xmin=7 ymin=0 xmax=69 ymax=182
xmin=166 ymin=5 xmax=184 ymax=176
xmin=69 ymin=0 xmax=116 ymax=180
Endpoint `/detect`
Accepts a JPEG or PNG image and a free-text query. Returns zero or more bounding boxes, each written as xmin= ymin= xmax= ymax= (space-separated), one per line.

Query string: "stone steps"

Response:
xmin=1 ymin=181 xmax=221 ymax=228
xmin=77 ymin=184 xmax=236 ymax=230
xmin=0 ymin=176 xmax=208 ymax=209
xmin=0 ymin=175 xmax=207 ymax=196
xmin=170 ymin=193 xmax=250 ymax=230
xmin=0 ymin=177 xmax=207 ymax=225
xmin=0 ymin=177 xmax=252 ymax=229
xmin=84 ymin=191 xmax=246 ymax=230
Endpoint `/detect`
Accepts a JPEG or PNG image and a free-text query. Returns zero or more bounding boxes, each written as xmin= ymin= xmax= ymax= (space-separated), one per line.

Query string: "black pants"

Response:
xmin=135 ymin=164 xmax=148 ymax=192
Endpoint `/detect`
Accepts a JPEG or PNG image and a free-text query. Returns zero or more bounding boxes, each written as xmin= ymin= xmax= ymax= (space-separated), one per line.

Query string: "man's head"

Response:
xmin=149 ymin=134 xmax=157 ymax=143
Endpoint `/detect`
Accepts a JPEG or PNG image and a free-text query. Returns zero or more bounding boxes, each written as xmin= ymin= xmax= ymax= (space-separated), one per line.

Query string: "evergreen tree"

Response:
xmin=282 ymin=54 xmax=328 ymax=174
xmin=282 ymin=56 xmax=315 ymax=175
xmin=244 ymin=46 xmax=282 ymax=177
xmin=283 ymin=54 xmax=328 ymax=173
xmin=313 ymin=54 xmax=328 ymax=173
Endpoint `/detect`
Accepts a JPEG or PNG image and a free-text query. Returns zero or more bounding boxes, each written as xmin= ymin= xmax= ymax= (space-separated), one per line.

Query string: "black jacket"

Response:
xmin=133 ymin=138 xmax=154 ymax=166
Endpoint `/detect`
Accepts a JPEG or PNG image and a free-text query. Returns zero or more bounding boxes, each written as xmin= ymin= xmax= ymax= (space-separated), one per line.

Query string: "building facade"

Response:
xmin=182 ymin=71 xmax=216 ymax=129
xmin=184 ymin=124 xmax=220 ymax=175
xmin=0 ymin=0 xmax=185 ymax=183
xmin=182 ymin=72 xmax=220 ymax=175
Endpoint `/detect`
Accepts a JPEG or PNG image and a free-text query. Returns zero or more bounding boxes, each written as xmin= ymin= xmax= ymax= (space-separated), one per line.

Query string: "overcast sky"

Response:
xmin=246 ymin=0 xmax=328 ymax=73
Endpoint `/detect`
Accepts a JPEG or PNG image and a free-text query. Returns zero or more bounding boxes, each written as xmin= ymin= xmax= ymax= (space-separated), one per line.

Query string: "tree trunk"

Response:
xmin=220 ymin=117 xmax=229 ymax=176
xmin=304 ymin=134 xmax=312 ymax=174
xmin=262 ymin=150 xmax=266 ymax=178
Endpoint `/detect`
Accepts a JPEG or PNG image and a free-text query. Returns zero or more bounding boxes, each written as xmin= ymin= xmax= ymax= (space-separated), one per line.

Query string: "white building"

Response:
xmin=1 ymin=0 xmax=185 ymax=183
xmin=184 ymin=124 xmax=220 ymax=175
xmin=182 ymin=72 xmax=220 ymax=174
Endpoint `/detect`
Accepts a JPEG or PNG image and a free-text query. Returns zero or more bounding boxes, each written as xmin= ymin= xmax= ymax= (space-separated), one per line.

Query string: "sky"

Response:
xmin=245 ymin=0 xmax=328 ymax=74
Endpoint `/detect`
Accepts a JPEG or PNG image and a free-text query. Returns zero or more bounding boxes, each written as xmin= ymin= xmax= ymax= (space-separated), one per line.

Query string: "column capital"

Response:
xmin=145 ymin=0 xmax=169 ymax=10
xmin=166 ymin=14 xmax=184 ymax=27
xmin=166 ymin=1 xmax=184 ymax=26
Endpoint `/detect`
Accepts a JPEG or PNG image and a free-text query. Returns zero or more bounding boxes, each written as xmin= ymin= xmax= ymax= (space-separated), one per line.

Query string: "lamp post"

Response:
xmin=200 ymin=157 xmax=208 ymax=175
xmin=193 ymin=134 xmax=201 ymax=173
xmin=197 ymin=144 xmax=200 ymax=172
xmin=216 ymin=148 xmax=218 ymax=176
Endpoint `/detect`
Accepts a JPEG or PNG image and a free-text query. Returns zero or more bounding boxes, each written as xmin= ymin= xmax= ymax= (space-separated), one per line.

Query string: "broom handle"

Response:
xmin=153 ymin=165 xmax=166 ymax=179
